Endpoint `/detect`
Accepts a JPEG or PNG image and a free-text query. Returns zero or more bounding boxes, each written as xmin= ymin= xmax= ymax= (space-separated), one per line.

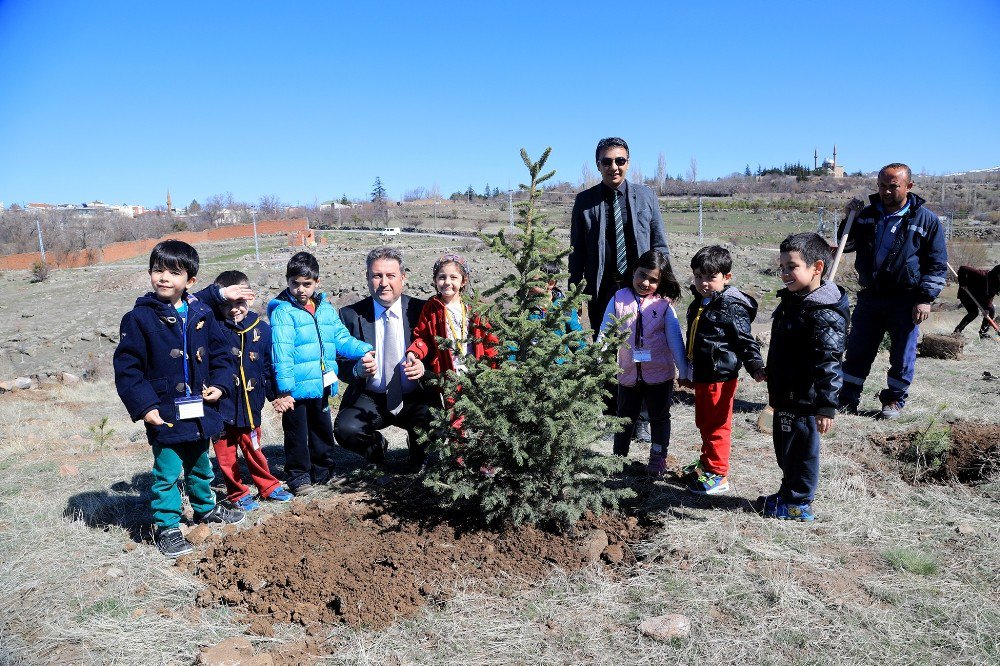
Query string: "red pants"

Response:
xmin=694 ymin=379 xmax=738 ymax=476
xmin=213 ymin=425 xmax=282 ymax=502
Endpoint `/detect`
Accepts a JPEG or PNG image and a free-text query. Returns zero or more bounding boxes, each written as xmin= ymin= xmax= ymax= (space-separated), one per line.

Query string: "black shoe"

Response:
xmin=292 ymin=483 xmax=317 ymax=496
xmin=196 ymin=501 xmax=245 ymax=525
xmin=365 ymin=432 xmax=389 ymax=465
xmin=837 ymin=402 xmax=859 ymax=415
xmin=156 ymin=527 xmax=193 ymax=558
xmin=634 ymin=420 xmax=651 ymax=443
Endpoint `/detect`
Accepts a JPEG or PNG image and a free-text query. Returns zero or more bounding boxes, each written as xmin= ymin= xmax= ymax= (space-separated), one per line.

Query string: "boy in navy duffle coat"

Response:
xmin=195 ymin=270 xmax=294 ymax=510
xmin=113 ymin=240 xmax=244 ymax=558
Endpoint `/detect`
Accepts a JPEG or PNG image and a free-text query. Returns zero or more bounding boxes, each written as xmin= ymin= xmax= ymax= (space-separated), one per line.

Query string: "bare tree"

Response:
xmin=629 ymin=160 xmax=643 ymax=185
xmin=687 ymin=157 xmax=699 ymax=183
xmin=257 ymin=194 xmax=284 ymax=219
xmin=656 ymin=152 xmax=667 ymax=193
xmin=582 ymin=162 xmax=597 ymax=188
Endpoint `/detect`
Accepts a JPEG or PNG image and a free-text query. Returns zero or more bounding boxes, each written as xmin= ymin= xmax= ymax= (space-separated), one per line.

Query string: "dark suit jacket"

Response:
xmin=569 ymin=181 xmax=669 ymax=297
xmin=336 ymin=294 xmax=427 ymax=405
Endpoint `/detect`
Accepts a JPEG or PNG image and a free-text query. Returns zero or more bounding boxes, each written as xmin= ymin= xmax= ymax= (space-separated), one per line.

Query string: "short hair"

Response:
xmin=690 ymin=245 xmax=732 ymax=275
xmin=149 ymin=239 xmax=199 ymax=278
xmin=780 ymin=233 xmax=833 ymax=277
xmin=540 ymin=260 xmax=562 ymax=276
xmin=365 ymin=247 xmax=407 ymax=275
xmin=433 ymin=253 xmax=471 ymax=284
xmin=595 ymin=137 xmax=629 ymax=163
xmin=879 ymin=162 xmax=912 ymax=182
xmin=286 ymin=251 xmax=320 ymax=280
xmin=634 ymin=249 xmax=681 ymax=300
xmin=214 ymin=270 xmax=249 ymax=288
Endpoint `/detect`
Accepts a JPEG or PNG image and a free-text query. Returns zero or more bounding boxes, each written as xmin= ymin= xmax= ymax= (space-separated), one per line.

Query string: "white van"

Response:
xmin=381 ymin=227 xmax=401 ymax=236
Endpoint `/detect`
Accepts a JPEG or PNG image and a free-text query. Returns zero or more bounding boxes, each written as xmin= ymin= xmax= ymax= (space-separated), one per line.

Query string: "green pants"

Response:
xmin=151 ymin=440 xmax=216 ymax=529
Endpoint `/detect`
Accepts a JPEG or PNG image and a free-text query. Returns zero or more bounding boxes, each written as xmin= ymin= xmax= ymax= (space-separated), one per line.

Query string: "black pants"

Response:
xmin=614 ymin=381 xmax=673 ymax=456
xmin=334 ymin=389 xmax=436 ymax=464
xmin=282 ymin=397 xmax=336 ymax=489
xmin=772 ymin=411 xmax=820 ymax=504
xmin=955 ymin=289 xmax=995 ymax=336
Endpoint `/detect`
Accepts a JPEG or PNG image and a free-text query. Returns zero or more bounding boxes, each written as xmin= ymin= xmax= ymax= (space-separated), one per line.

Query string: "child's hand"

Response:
xmin=403 ymin=354 xmax=425 ymax=380
xmin=202 ymin=386 xmax=223 ymax=403
xmin=220 ymin=284 xmax=256 ymax=303
xmin=360 ymin=350 xmax=377 ymax=377
xmin=143 ymin=409 xmax=165 ymax=426
xmin=816 ymin=415 xmax=833 ymax=434
xmin=272 ymin=396 xmax=295 ymax=413
xmin=752 ymin=369 xmax=767 ymax=383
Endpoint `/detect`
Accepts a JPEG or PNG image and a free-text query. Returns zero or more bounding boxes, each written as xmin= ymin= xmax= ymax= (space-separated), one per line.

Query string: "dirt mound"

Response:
xmin=191 ymin=492 xmax=641 ymax=632
xmin=919 ymin=333 xmax=964 ymax=359
xmin=876 ymin=419 xmax=1000 ymax=484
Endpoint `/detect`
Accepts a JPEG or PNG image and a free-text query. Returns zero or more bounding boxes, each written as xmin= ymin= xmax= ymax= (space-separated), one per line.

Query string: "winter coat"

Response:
xmin=766 ymin=281 xmax=850 ymax=418
xmin=113 ymin=292 xmax=232 ymax=446
xmin=604 ymin=287 xmax=688 ymax=386
xmin=838 ymin=193 xmax=948 ymax=303
xmin=406 ymin=295 xmax=499 ymax=377
xmin=957 ymin=265 xmax=1000 ymax=308
xmin=685 ymin=285 xmax=765 ymax=383
xmin=267 ymin=289 xmax=373 ymax=400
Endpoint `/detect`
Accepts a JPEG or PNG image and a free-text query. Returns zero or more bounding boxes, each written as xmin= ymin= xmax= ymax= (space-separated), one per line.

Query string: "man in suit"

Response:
xmin=569 ymin=136 xmax=670 ymax=332
xmin=334 ymin=247 xmax=434 ymax=468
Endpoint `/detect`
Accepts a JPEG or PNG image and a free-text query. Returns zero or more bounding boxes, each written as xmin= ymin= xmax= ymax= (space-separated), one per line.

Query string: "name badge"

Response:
xmin=175 ymin=396 xmax=205 ymax=420
xmin=250 ymin=430 xmax=260 ymax=450
xmin=632 ymin=348 xmax=652 ymax=363
xmin=323 ymin=371 xmax=336 ymax=387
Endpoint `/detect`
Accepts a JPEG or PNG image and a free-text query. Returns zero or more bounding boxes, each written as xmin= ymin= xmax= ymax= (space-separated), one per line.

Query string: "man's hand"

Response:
xmin=272 ymin=396 xmax=295 ymax=413
xmin=843 ymin=197 xmax=864 ymax=217
xmin=360 ymin=350 xmax=377 ymax=377
xmin=913 ymin=303 xmax=931 ymax=325
xmin=220 ymin=284 xmax=256 ymax=303
xmin=752 ymin=369 xmax=767 ymax=383
xmin=403 ymin=354 xmax=424 ymax=380
xmin=202 ymin=386 xmax=222 ymax=403
xmin=405 ymin=351 xmax=425 ymax=380
xmin=816 ymin=415 xmax=833 ymax=434
xmin=143 ymin=409 xmax=165 ymax=426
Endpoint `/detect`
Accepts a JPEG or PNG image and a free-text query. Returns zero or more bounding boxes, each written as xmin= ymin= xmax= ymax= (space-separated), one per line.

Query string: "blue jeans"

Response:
xmin=839 ymin=291 xmax=919 ymax=408
xmin=773 ymin=412 xmax=820 ymax=504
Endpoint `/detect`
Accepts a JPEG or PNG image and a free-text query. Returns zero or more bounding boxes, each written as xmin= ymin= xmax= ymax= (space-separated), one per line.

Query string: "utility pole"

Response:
xmin=434 ymin=199 xmax=438 ymax=231
xmin=35 ymin=217 xmax=46 ymax=262
xmin=250 ymin=206 xmax=260 ymax=261
xmin=508 ymin=189 xmax=514 ymax=233
xmin=697 ymin=197 xmax=703 ymax=242
xmin=817 ymin=207 xmax=825 ymax=235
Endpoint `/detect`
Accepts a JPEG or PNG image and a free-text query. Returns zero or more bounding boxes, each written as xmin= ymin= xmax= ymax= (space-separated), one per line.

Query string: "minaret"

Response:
xmin=833 ymin=145 xmax=837 ymax=171
xmin=814 ymin=148 xmax=818 ymax=170
xmin=167 ymin=190 xmax=172 ymax=216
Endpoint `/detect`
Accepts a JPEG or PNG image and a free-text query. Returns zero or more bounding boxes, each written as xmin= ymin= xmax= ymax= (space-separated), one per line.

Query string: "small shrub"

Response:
xmin=87 ymin=416 xmax=116 ymax=447
xmin=883 ymin=547 xmax=938 ymax=575
xmin=30 ymin=260 xmax=50 ymax=283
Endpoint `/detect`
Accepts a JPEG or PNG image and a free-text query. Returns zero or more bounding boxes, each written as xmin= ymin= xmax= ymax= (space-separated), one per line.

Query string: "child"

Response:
xmin=763 ymin=233 xmax=849 ymax=521
xmin=599 ymin=249 xmax=688 ymax=476
xmin=196 ymin=271 xmax=294 ymax=510
xmin=683 ymin=245 xmax=766 ymax=495
xmin=406 ymin=253 xmax=498 ymax=378
xmin=268 ymin=252 xmax=374 ymax=496
xmin=511 ymin=260 xmax=584 ymax=364
xmin=113 ymin=240 xmax=244 ymax=558
xmin=953 ymin=264 xmax=1000 ymax=338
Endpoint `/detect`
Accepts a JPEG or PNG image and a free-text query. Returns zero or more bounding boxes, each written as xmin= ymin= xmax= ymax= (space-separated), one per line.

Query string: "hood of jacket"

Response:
xmin=688 ymin=284 xmax=758 ymax=318
xmin=774 ymin=281 xmax=850 ymax=319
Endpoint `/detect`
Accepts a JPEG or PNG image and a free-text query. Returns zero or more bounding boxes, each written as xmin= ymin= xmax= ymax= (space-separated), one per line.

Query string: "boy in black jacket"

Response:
xmin=763 ymin=233 xmax=850 ymax=521
xmin=113 ymin=240 xmax=244 ymax=558
xmin=683 ymin=246 xmax=766 ymax=495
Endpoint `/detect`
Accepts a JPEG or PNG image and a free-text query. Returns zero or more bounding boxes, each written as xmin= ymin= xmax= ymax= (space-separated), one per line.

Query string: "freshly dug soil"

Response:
xmin=877 ymin=419 xmax=1000 ymax=484
xmin=919 ymin=333 xmax=964 ymax=359
xmin=191 ymin=490 xmax=642 ymax=631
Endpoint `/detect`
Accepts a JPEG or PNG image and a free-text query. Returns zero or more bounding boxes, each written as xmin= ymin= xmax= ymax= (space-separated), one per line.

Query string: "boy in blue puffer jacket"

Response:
xmin=268 ymin=252 xmax=374 ymax=495
xmin=114 ymin=240 xmax=244 ymax=558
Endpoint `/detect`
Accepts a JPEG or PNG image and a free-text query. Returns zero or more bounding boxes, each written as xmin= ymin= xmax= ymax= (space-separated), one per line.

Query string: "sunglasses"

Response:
xmin=600 ymin=157 xmax=628 ymax=167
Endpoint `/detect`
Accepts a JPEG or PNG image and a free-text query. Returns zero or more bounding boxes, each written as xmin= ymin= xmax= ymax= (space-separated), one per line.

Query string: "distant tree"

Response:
xmin=656 ymin=152 xmax=667 ymax=192
xmin=371 ymin=177 xmax=388 ymax=224
xmin=630 ymin=160 xmax=643 ymax=185
xmin=465 ymin=185 xmax=475 ymax=202
xmin=9 ymin=203 xmax=22 ymax=211
xmin=492 ymin=186 xmax=501 ymax=198
xmin=484 ymin=183 xmax=492 ymax=198
xmin=258 ymin=194 xmax=284 ymax=219
xmin=688 ymin=157 xmax=698 ymax=183
xmin=582 ymin=163 xmax=597 ymax=188
xmin=340 ymin=194 xmax=350 ymax=205
xmin=744 ymin=165 xmax=752 ymax=178
xmin=429 ymin=182 xmax=441 ymax=199
xmin=188 ymin=199 xmax=202 ymax=214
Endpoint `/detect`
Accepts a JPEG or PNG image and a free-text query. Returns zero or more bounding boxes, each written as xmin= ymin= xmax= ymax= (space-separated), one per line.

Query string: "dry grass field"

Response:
xmin=1 ymin=214 xmax=998 ymax=665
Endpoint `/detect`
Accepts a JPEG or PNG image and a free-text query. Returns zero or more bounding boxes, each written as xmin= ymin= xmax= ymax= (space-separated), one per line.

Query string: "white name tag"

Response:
xmin=175 ymin=396 xmax=205 ymax=420
xmin=632 ymin=348 xmax=652 ymax=363
xmin=250 ymin=429 xmax=260 ymax=450
xmin=323 ymin=371 xmax=337 ymax=387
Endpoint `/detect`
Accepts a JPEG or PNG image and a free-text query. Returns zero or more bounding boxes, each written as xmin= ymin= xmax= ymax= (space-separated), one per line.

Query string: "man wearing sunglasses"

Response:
xmin=570 ymin=136 xmax=670 ymax=331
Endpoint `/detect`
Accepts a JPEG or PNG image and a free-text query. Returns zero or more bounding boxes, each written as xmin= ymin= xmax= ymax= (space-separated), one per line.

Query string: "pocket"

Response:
xmin=150 ymin=377 xmax=169 ymax=396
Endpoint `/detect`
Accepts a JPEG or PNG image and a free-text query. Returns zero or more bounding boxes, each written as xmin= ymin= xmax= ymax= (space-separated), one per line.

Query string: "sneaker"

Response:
xmin=196 ymin=501 xmax=245 ymax=525
xmin=647 ymin=444 xmax=667 ymax=477
xmin=837 ymin=402 xmax=859 ymax=415
xmin=265 ymin=487 xmax=294 ymax=502
xmin=687 ymin=471 xmax=729 ymax=495
xmin=156 ymin=527 xmax=193 ymax=558
xmin=759 ymin=493 xmax=780 ymax=515
xmin=634 ymin=420 xmax=652 ymax=443
xmin=681 ymin=459 xmax=703 ymax=479
xmin=326 ymin=473 xmax=360 ymax=489
xmin=292 ymin=483 xmax=317 ymax=496
xmin=234 ymin=494 xmax=260 ymax=512
xmin=880 ymin=401 xmax=903 ymax=420
xmin=764 ymin=497 xmax=815 ymax=522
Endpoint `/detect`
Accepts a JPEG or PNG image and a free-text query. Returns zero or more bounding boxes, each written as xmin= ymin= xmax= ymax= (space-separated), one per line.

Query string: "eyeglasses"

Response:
xmin=600 ymin=157 xmax=628 ymax=167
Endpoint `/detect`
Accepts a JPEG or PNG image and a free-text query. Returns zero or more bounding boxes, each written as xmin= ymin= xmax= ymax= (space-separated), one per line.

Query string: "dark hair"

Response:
xmin=541 ymin=260 xmax=562 ymax=276
xmin=366 ymin=247 xmax=407 ymax=274
xmin=432 ymin=253 xmax=471 ymax=287
xmin=690 ymin=245 xmax=732 ymax=276
xmin=780 ymin=233 xmax=833 ymax=277
xmin=879 ymin=162 xmax=912 ymax=182
xmin=595 ymin=137 xmax=629 ymax=163
xmin=634 ymin=249 xmax=681 ymax=300
xmin=286 ymin=251 xmax=320 ymax=280
xmin=214 ymin=270 xmax=249 ymax=289
xmin=149 ymin=239 xmax=199 ymax=278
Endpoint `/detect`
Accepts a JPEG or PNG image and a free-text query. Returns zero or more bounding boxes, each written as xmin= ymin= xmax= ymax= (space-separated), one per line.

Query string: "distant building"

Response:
xmin=319 ymin=200 xmax=354 ymax=210
xmin=815 ymin=145 xmax=845 ymax=178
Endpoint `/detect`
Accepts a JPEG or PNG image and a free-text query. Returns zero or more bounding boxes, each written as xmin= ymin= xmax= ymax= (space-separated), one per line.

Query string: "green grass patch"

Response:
xmin=883 ymin=547 xmax=938 ymax=576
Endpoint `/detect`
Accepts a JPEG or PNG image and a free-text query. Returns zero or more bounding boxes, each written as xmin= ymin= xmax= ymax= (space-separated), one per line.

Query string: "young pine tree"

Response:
xmin=420 ymin=147 xmax=631 ymax=530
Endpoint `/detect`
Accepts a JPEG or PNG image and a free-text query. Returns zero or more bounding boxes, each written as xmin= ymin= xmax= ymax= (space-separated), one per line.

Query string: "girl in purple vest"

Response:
xmin=598 ymin=249 xmax=689 ymax=476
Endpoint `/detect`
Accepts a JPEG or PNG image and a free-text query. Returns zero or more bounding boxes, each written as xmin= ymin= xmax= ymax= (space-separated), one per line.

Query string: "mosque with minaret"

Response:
xmin=815 ymin=146 xmax=845 ymax=178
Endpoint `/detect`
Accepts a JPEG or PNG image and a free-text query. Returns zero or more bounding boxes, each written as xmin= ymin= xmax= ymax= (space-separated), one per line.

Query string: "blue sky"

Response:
xmin=1 ymin=1 xmax=997 ymax=208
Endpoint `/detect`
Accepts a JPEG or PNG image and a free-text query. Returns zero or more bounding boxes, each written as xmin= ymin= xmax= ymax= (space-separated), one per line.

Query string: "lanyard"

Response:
xmin=687 ymin=304 xmax=706 ymax=362
xmin=180 ymin=307 xmax=191 ymax=396
xmin=445 ymin=300 xmax=467 ymax=343
xmin=633 ymin=292 xmax=646 ymax=345
xmin=237 ymin=318 xmax=262 ymax=430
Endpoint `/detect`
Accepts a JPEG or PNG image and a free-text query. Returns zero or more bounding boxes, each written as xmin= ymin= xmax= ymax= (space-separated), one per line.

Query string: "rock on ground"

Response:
xmin=639 ymin=614 xmax=691 ymax=641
